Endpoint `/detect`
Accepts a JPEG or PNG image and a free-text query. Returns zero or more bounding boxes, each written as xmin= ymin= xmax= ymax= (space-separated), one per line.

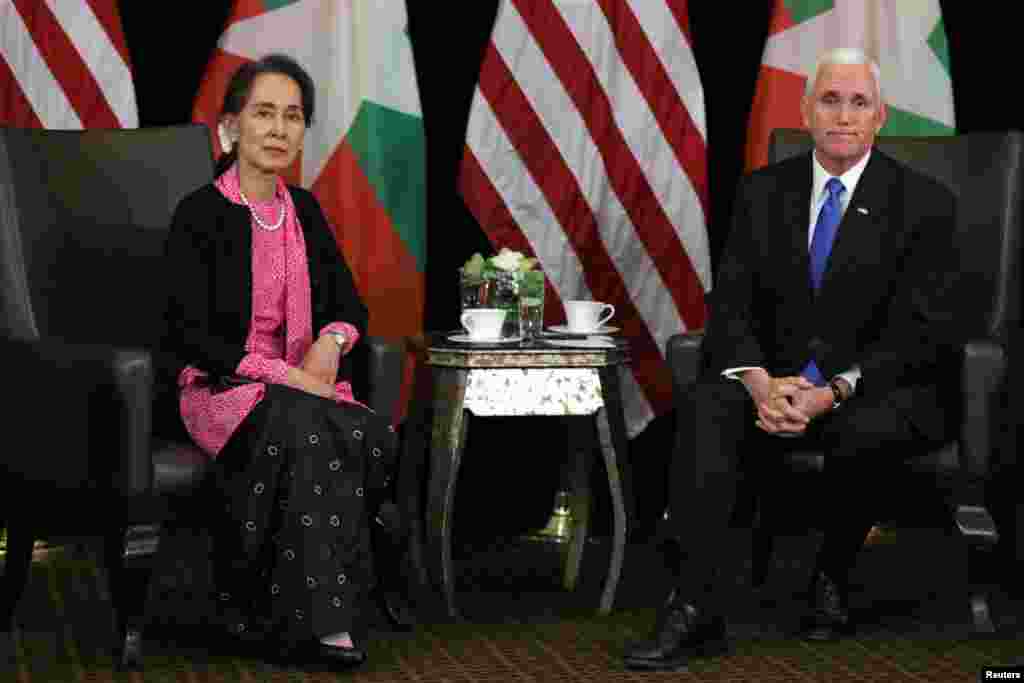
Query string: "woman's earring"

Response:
xmin=217 ymin=122 xmax=236 ymax=154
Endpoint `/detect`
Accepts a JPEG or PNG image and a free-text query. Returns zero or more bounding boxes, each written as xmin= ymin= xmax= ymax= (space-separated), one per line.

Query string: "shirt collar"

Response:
xmin=811 ymin=148 xmax=872 ymax=207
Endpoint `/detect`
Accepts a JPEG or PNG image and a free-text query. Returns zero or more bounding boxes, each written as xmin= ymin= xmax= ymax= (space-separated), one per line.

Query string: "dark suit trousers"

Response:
xmin=669 ymin=375 xmax=955 ymax=607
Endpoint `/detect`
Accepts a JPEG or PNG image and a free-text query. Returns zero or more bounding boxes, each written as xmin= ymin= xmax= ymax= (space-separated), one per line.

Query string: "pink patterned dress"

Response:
xmin=177 ymin=166 xmax=362 ymax=456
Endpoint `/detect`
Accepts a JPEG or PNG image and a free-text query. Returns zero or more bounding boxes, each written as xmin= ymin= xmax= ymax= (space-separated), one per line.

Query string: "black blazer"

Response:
xmin=160 ymin=183 xmax=368 ymax=387
xmin=702 ymin=148 xmax=960 ymax=397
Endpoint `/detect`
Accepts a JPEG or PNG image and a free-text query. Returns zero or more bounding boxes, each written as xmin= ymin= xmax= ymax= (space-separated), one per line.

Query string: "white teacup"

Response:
xmin=565 ymin=300 xmax=615 ymax=333
xmin=460 ymin=308 xmax=506 ymax=340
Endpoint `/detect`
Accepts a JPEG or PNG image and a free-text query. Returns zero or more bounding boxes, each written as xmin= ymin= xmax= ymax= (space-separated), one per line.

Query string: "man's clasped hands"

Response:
xmin=741 ymin=368 xmax=844 ymax=435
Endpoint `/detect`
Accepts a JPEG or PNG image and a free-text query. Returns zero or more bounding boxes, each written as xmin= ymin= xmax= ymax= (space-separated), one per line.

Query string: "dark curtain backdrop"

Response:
xmin=117 ymin=2 xmax=1018 ymax=537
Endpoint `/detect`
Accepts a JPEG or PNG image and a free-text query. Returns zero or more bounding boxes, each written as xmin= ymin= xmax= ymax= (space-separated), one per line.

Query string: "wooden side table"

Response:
xmin=399 ymin=334 xmax=633 ymax=618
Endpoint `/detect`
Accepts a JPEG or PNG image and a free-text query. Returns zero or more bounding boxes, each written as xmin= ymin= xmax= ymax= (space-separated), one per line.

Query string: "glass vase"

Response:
xmin=458 ymin=268 xmax=486 ymax=312
xmin=459 ymin=269 xmax=522 ymax=339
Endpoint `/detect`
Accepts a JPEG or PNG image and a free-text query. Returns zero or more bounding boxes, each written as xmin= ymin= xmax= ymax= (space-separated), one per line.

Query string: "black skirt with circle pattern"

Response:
xmin=207 ymin=382 xmax=396 ymax=647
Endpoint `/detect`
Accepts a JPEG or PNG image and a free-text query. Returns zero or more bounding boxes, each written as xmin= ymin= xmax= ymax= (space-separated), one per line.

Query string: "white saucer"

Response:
xmin=547 ymin=324 xmax=620 ymax=335
xmin=544 ymin=337 xmax=615 ymax=349
xmin=448 ymin=334 xmax=523 ymax=344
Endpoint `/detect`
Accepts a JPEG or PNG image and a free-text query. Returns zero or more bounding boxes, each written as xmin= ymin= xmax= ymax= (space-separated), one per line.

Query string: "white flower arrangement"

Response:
xmin=461 ymin=247 xmax=539 ymax=278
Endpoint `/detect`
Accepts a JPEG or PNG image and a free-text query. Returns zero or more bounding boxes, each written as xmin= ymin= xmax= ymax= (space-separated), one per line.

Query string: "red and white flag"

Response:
xmin=0 ymin=0 xmax=138 ymax=129
xmin=459 ymin=0 xmax=710 ymax=436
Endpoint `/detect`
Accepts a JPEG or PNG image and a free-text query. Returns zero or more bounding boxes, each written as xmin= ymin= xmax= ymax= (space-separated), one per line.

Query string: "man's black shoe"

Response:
xmin=623 ymin=589 xmax=728 ymax=671
xmin=800 ymin=570 xmax=854 ymax=641
xmin=313 ymin=640 xmax=367 ymax=669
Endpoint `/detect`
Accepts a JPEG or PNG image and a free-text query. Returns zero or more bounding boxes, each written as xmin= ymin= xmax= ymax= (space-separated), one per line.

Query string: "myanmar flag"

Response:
xmin=746 ymin=0 xmax=955 ymax=171
xmin=193 ymin=0 xmax=426 ymax=416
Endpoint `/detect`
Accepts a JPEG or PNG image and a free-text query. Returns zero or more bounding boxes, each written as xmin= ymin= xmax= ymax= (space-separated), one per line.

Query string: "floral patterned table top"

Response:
xmin=463 ymin=368 xmax=603 ymax=416
xmin=425 ymin=335 xmax=631 ymax=416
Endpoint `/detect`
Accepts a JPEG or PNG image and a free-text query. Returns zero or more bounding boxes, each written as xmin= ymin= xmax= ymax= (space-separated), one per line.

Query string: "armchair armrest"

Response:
xmin=109 ymin=347 xmax=154 ymax=497
xmin=350 ymin=335 xmax=405 ymax=423
xmin=666 ymin=330 xmax=705 ymax=393
xmin=959 ymin=338 xmax=1006 ymax=485
xmin=0 ymin=337 xmax=153 ymax=496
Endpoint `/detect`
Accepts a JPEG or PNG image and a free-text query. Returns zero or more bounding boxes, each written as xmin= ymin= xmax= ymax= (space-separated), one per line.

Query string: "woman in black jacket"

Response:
xmin=162 ymin=53 xmax=393 ymax=668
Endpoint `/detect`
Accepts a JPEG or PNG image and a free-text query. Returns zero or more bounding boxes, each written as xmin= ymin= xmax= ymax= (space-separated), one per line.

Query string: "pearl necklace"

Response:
xmin=238 ymin=187 xmax=285 ymax=231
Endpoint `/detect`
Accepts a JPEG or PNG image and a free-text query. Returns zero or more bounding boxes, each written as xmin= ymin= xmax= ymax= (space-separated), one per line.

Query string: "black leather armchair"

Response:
xmin=666 ymin=129 xmax=1024 ymax=633
xmin=0 ymin=125 xmax=405 ymax=667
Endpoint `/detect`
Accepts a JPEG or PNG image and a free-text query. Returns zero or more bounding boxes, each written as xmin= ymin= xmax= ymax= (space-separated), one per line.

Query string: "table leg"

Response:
xmin=596 ymin=366 xmax=632 ymax=614
xmin=598 ymin=366 xmax=634 ymax=525
xmin=564 ymin=417 xmax=593 ymax=592
xmin=425 ymin=368 xmax=469 ymax=619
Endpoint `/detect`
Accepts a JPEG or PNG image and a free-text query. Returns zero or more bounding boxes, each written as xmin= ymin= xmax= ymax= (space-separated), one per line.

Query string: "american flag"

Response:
xmin=0 ymin=0 xmax=137 ymax=129
xmin=459 ymin=0 xmax=710 ymax=436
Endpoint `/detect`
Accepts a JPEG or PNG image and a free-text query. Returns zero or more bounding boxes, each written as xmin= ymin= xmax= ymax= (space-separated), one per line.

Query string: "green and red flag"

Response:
xmin=746 ymin=0 xmax=955 ymax=171
xmin=193 ymin=0 xmax=425 ymax=418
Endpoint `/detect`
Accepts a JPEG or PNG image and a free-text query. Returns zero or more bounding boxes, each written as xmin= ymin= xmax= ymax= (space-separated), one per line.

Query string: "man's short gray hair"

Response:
xmin=805 ymin=47 xmax=883 ymax=102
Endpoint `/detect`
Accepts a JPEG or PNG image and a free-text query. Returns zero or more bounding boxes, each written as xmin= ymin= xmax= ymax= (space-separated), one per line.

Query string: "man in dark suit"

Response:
xmin=624 ymin=47 xmax=960 ymax=670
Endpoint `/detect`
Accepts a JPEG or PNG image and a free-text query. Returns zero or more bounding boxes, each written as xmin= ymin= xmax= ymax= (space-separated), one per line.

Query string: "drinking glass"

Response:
xmin=491 ymin=270 xmax=521 ymax=338
xmin=519 ymin=270 xmax=545 ymax=340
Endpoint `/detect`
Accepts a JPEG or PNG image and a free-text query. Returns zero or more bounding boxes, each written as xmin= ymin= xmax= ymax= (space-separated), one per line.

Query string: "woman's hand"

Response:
xmin=301 ymin=334 xmax=341 ymax=387
xmin=286 ymin=365 xmax=336 ymax=400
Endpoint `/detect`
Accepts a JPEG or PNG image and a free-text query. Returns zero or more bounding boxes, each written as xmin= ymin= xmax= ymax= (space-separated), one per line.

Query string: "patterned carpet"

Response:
xmin=2 ymin=528 xmax=1022 ymax=681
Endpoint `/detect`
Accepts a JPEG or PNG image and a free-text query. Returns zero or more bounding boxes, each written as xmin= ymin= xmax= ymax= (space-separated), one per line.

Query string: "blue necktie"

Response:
xmin=802 ymin=177 xmax=845 ymax=386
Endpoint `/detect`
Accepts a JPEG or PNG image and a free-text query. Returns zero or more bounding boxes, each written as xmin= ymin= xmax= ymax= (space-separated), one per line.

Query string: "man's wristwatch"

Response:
xmin=828 ymin=377 xmax=849 ymax=409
